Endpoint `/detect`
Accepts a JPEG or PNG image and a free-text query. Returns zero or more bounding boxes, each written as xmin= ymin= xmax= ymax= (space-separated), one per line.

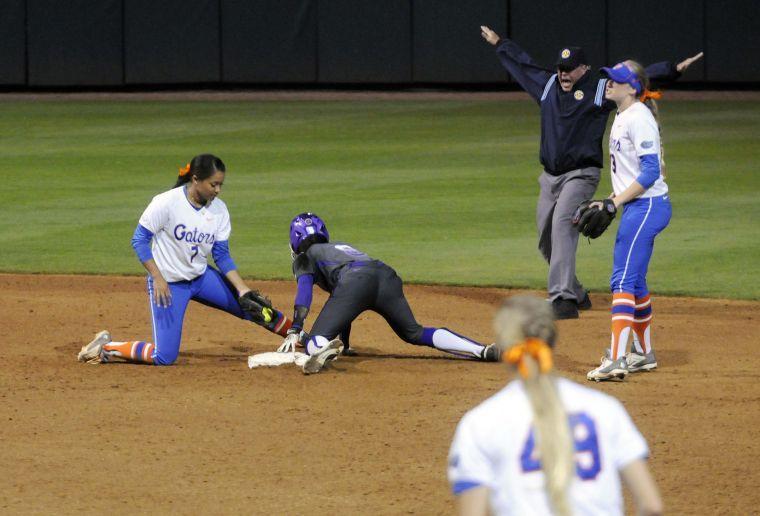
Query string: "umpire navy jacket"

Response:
xmin=495 ymin=39 xmax=681 ymax=175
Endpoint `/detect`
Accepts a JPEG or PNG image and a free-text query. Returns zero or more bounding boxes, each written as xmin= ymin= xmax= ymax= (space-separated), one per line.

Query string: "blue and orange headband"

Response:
xmin=601 ymin=62 xmax=663 ymax=102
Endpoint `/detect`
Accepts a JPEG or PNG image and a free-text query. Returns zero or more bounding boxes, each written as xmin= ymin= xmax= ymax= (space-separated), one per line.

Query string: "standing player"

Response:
xmin=577 ymin=62 xmax=672 ymax=382
xmin=480 ymin=25 xmax=700 ymax=319
xmin=448 ymin=296 xmax=662 ymax=515
xmin=277 ymin=213 xmax=499 ymax=374
xmin=77 ymin=154 xmax=292 ymax=365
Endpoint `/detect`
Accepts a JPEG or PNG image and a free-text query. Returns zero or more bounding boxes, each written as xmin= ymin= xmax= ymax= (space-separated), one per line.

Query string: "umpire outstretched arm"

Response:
xmin=480 ymin=25 xmax=703 ymax=102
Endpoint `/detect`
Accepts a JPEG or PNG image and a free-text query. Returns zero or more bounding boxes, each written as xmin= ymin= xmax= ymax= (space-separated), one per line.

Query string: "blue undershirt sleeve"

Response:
xmin=131 ymin=223 xmax=154 ymax=263
xmin=211 ymin=240 xmax=237 ymax=275
xmin=451 ymin=480 xmax=484 ymax=496
xmin=636 ymin=154 xmax=661 ymax=189
xmin=294 ymin=274 xmax=314 ymax=309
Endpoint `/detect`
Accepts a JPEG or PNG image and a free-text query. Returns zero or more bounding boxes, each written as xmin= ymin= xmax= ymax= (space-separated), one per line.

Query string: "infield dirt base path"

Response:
xmin=1 ymin=274 xmax=758 ymax=514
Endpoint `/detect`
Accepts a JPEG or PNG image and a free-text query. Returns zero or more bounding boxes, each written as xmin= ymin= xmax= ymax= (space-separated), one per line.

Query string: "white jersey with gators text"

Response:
xmin=138 ymin=186 xmax=231 ymax=282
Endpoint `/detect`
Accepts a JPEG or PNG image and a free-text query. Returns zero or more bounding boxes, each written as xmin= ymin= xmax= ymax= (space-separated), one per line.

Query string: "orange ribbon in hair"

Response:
xmin=504 ymin=338 xmax=554 ymax=378
xmin=639 ymin=89 xmax=663 ymax=102
xmin=178 ymin=163 xmax=191 ymax=177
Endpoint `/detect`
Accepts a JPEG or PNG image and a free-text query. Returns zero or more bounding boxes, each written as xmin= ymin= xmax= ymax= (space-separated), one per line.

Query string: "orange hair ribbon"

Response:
xmin=178 ymin=163 xmax=191 ymax=177
xmin=504 ymin=338 xmax=554 ymax=378
xmin=639 ymin=89 xmax=663 ymax=102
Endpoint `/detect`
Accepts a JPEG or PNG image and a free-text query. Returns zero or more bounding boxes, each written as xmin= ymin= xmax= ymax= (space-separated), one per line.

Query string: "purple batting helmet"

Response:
xmin=289 ymin=212 xmax=329 ymax=254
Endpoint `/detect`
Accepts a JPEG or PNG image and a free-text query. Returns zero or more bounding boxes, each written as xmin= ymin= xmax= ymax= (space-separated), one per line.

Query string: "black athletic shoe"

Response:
xmin=552 ymin=298 xmax=579 ymax=320
xmin=578 ymin=291 xmax=592 ymax=311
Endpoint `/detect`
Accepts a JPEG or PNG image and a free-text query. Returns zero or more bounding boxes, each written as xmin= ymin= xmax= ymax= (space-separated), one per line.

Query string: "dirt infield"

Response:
xmin=2 ymin=273 xmax=759 ymax=514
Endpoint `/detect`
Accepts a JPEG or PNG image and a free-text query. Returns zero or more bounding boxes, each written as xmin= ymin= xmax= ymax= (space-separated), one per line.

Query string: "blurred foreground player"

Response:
xmin=448 ymin=295 xmax=662 ymax=515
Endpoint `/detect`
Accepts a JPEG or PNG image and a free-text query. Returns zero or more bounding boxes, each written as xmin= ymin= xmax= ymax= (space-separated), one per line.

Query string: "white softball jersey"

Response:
xmin=448 ymin=377 xmax=649 ymax=516
xmin=138 ymin=186 xmax=231 ymax=282
xmin=608 ymin=101 xmax=668 ymax=198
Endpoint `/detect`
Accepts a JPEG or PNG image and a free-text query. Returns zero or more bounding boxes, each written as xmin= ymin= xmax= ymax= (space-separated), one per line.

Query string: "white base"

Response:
xmin=248 ymin=351 xmax=309 ymax=369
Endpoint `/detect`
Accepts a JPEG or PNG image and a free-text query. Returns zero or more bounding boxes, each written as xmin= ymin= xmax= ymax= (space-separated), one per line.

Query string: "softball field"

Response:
xmin=2 ymin=274 xmax=759 ymax=514
xmin=1 ymin=92 xmax=759 ymax=514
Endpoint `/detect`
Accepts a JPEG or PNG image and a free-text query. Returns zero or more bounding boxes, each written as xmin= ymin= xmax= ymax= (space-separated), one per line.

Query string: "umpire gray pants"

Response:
xmin=537 ymin=167 xmax=600 ymax=302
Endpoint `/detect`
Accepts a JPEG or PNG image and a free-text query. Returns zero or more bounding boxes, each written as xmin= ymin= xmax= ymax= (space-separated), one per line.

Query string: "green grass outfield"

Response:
xmin=2 ymin=97 xmax=758 ymax=299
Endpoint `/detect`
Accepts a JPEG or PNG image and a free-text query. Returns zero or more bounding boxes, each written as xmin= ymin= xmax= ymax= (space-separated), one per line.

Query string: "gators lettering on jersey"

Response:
xmin=609 ymin=102 xmax=668 ymax=198
xmin=292 ymin=242 xmax=374 ymax=293
xmin=448 ymin=377 xmax=648 ymax=516
xmin=139 ymin=186 xmax=231 ymax=282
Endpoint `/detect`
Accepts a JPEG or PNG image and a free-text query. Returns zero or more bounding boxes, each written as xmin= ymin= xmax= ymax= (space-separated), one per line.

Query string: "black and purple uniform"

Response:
xmin=292 ymin=242 xmax=488 ymax=359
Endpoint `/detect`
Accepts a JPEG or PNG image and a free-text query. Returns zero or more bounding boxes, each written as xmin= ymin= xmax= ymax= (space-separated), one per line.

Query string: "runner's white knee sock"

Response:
xmin=429 ymin=328 xmax=484 ymax=359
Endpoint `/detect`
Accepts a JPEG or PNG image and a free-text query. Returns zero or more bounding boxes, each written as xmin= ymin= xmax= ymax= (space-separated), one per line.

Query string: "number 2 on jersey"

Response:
xmin=520 ymin=412 xmax=601 ymax=480
xmin=190 ymin=245 xmax=199 ymax=262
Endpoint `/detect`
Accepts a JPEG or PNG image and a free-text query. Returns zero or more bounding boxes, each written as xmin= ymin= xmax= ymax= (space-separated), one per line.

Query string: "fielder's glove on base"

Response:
xmin=573 ymin=199 xmax=617 ymax=238
xmin=238 ymin=290 xmax=274 ymax=324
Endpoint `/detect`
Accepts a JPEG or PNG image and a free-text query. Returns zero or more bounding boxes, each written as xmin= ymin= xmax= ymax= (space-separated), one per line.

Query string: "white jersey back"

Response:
xmin=609 ymin=101 xmax=668 ymax=198
xmin=448 ymin=377 xmax=648 ymax=516
xmin=138 ymin=186 xmax=231 ymax=282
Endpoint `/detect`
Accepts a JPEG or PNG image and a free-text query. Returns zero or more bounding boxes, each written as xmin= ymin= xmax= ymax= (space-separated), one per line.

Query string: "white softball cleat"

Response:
xmin=302 ymin=338 xmax=342 ymax=375
xmin=587 ymin=350 xmax=629 ymax=382
xmin=77 ymin=330 xmax=111 ymax=364
xmin=626 ymin=351 xmax=658 ymax=372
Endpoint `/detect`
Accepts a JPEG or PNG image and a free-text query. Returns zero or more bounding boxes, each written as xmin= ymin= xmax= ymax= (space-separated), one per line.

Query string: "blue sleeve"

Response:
xmin=495 ymin=39 xmax=553 ymax=102
xmin=644 ymin=61 xmax=681 ymax=87
xmin=636 ymin=154 xmax=661 ymax=189
xmin=211 ymin=240 xmax=237 ymax=275
xmin=131 ymin=224 xmax=154 ymax=263
xmin=451 ymin=480 xmax=484 ymax=496
xmin=294 ymin=274 xmax=314 ymax=309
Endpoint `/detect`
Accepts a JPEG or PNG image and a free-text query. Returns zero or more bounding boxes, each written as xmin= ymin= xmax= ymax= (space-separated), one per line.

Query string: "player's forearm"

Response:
xmin=224 ymin=269 xmax=250 ymax=296
xmin=292 ymin=305 xmax=310 ymax=331
xmin=621 ymin=460 xmax=663 ymax=516
xmin=292 ymin=274 xmax=315 ymax=330
xmin=141 ymin=258 xmax=165 ymax=281
xmin=612 ymin=182 xmax=646 ymax=207
xmin=457 ymin=487 xmax=490 ymax=516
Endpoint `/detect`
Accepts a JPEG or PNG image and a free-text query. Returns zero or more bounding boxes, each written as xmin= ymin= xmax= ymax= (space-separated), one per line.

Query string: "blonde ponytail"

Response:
xmin=524 ymin=359 xmax=574 ymax=516
xmin=495 ymin=296 xmax=574 ymax=516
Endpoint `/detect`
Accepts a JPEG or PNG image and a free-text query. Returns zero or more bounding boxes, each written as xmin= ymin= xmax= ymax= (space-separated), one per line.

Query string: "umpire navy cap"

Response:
xmin=555 ymin=47 xmax=588 ymax=70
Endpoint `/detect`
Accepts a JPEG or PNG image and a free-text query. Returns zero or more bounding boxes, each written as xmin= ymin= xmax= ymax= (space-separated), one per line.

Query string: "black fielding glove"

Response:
xmin=238 ymin=290 xmax=274 ymax=324
xmin=573 ymin=199 xmax=617 ymax=239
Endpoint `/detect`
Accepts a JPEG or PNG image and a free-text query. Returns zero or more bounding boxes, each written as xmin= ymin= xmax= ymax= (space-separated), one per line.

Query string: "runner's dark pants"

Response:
xmin=310 ymin=262 xmax=424 ymax=344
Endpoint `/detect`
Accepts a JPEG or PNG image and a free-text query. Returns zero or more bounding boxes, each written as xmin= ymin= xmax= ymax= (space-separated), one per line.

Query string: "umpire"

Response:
xmin=480 ymin=26 xmax=702 ymax=319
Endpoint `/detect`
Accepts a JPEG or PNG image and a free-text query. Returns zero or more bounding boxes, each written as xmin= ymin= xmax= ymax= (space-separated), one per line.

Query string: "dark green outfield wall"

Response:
xmin=0 ymin=0 xmax=758 ymax=88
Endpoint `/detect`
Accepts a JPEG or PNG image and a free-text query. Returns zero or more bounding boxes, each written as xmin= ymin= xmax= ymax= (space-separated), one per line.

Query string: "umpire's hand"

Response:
xmin=480 ymin=26 xmax=500 ymax=46
xmin=676 ymin=52 xmax=704 ymax=73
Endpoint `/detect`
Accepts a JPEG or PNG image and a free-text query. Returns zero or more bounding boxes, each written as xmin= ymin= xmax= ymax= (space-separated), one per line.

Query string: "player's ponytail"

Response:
xmin=627 ymin=60 xmax=667 ymax=175
xmin=495 ymin=296 xmax=574 ymax=516
xmin=174 ymin=154 xmax=226 ymax=188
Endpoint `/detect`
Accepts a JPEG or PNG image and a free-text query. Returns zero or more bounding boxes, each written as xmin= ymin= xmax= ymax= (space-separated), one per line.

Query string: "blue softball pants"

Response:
xmin=610 ymin=194 xmax=672 ymax=296
xmin=147 ymin=267 xmax=253 ymax=365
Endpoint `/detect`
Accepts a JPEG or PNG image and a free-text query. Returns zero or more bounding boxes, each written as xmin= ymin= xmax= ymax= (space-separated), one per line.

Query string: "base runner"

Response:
xmin=278 ymin=213 xmax=499 ymax=374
